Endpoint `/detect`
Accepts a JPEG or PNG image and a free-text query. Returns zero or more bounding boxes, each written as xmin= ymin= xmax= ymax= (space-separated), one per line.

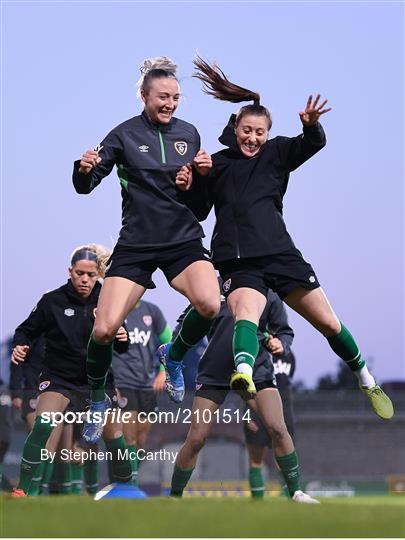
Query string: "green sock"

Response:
xmin=170 ymin=464 xmax=194 ymax=497
xmin=275 ymin=451 xmax=301 ymax=498
xmin=56 ymin=461 xmax=72 ymax=494
xmin=41 ymin=458 xmax=54 ymax=495
xmin=169 ymin=307 xmax=214 ymax=361
xmin=84 ymin=459 xmax=99 ymax=495
xmin=249 ymin=466 xmax=264 ymax=499
xmin=104 ymin=436 xmax=132 ymax=483
xmin=127 ymin=444 xmax=138 ymax=486
xmin=28 ymin=461 xmax=45 ymax=496
xmin=326 ymin=322 xmax=365 ymax=371
xmin=87 ymin=335 xmax=113 ymax=401
xmin=71 ymin=463 xmax=84 ymax=494
xmin=233 ymin=320 xmax=259 ymax=369
xmin=18 ymin=415 xmax=54 ymax=493
xmin=278 ymin=470 xmax=289 ymax=498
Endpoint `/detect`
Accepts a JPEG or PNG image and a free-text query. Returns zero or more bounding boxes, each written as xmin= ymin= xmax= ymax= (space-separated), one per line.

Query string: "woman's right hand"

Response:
xmin=11 ymin=345 xmax=30 ymax=364
xmin=176 ymin=164 xmax=193 ymax=191
xmin=78 ymin=149 xmax=102 ymax=174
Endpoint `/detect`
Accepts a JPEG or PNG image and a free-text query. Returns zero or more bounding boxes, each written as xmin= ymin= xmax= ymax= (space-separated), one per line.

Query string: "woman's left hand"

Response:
xmin=176 ymin=164 xmax=193 ymax=191
xmin=193 ymin=149 xmax=212 ymax=176
xmin=153 ymin=371 xmax=166 ymax=393
xmin=266 ymin=334 xmax=284 ymax=356
xmin=116 ymin=326 xmax=128 ymax=342
xmin=299 ymin=94 xmax=332 ymax=126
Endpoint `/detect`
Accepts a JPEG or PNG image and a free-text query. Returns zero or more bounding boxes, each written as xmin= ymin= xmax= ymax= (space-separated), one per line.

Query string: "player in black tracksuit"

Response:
xmin=9 ymin=335 xmax=44 ymax=426
xmin=72 ymin=57 xmax=220 ymax=434
xmin=10 ymin=245 xmax=132 ymax=497
xmin=169 ymin=290 xmax=318 ymax=503
xmin=244 ymin=350 xmax=297 ymax=498
xmin=180 ymin=57 xmax=393 ymax=420
xmin=8 ymin=336 xmax=57 ymax=495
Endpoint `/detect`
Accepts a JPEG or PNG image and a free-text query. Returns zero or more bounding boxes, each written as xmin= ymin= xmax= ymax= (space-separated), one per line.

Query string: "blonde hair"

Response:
xmin=136 ymin=56 xmax=178 ymax=98
xmin=70 ymin=244 xmax=112 ymax=279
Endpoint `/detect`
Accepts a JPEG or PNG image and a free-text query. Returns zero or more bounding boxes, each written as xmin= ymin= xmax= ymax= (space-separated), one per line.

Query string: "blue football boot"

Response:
xmin=83 ymin=394 xmax=112 ymax=443
xmin=158 ymin=344 xmax=185 ymax=403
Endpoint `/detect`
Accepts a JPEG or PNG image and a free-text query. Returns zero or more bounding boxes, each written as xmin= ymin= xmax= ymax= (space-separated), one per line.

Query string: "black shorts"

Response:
xmin=117 ymin=387 xmax=157 ymax=414
xmin=0 ymin=403 xmax=12 ymax=444
xmin=217 ymin=247 xmax=320 ymax=300
xmin=195 ymin=380 xmax=277 ymax=406
xmin=105 ymin=239 xmax=212 ymax=289
xmin=38 ymin=372 xmax=118 ymax=413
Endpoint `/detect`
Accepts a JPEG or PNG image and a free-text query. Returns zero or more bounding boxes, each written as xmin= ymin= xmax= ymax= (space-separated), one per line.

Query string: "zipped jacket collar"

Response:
xmin=63 ymin=279 xmax=101 ymax=305
xmin=141 ymin=110 xmax=173 ymax=132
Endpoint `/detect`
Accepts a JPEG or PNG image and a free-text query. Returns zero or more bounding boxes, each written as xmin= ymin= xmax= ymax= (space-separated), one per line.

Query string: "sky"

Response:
xmin=2 ymin=0 xmax=404 ymax=388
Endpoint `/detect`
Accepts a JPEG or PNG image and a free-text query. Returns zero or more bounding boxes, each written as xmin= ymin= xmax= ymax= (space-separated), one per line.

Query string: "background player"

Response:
xmin=112 ymin=298 xmax=171 ymax=486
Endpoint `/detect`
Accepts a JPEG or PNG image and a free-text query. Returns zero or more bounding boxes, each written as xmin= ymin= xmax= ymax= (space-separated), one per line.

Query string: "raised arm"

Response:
xmin=277 ymin=94 xmax=331 ymax=172
xmin=72 ymin=130 xmax=123 ymax=194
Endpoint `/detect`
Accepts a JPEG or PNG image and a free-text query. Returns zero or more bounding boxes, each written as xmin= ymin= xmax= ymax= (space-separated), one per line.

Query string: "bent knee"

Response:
xmin=93 ymin=322 xmax=120 ymax=343
xmin=320 ymin=318 xmax=341 ymax=337
xmin=187 ymin=433 xmax=207 ymax=454
xmin=195 ymin=297 xmax=221 ymax=319
xmin=267 ymin=423 xmax=288 ymax=443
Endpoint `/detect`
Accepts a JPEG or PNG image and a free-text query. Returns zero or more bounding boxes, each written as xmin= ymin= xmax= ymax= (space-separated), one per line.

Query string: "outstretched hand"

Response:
xmin=299 ymin=94 xmax=332 ymax=126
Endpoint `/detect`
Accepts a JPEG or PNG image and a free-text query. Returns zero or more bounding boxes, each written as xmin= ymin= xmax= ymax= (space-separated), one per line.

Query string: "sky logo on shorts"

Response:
xmin=64 ymin=308 xmax=75 ymax=317
xmin=39 ymin=381 xmax=51 ymax=391
xmin=174 ymin=141 xmax=187 ymax=156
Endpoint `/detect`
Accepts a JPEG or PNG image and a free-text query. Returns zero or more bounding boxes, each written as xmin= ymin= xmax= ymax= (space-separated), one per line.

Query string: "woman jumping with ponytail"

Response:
xmin=176 ymin=56 xmax=393 ymax=420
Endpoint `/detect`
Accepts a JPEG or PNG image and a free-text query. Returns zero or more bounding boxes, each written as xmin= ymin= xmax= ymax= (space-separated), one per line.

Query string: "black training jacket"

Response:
xmin=187 ymin=115 xmax=326 ymax=263
xmin=72 ymin=112 xmax=204 ymax=249
xmin=12 ymin=281 xmax=128 ymax=385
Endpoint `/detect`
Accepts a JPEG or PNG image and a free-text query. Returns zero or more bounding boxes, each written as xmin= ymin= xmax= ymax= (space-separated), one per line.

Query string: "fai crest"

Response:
xmin=64 ymin=308 xmax=75 ymax=317
xmin=174 ymin=141 xmax=187 ymax=156
xmin=143 ymin=315 xmax=152 ymax=326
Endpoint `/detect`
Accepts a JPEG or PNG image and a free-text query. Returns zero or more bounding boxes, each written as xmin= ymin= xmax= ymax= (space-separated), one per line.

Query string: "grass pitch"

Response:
xmin=2 ymin=495 xmax=405 ymax=537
